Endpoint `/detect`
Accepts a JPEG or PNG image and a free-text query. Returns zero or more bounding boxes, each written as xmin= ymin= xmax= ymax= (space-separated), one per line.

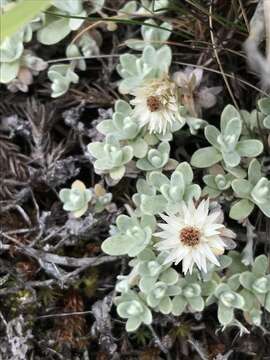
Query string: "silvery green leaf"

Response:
xmin=129 ymin=138 xmax=148 ymax=158
xmin=263 ymin=115 xmax=270 ymax=129
xmin=69 ymin=10 xmax=86 ymax=30
xmin=227 ymin=274 xmax=240 ymax=291
xmin=203 ymin=175 xmax=220 ymax=189
xmin=188 ymin=296 xmax=204 ymax=312
xmin=183 ymin=184 xmax=201 ymax=202
xmin=201 ymin=280 xmax=217 ymax=297
xmin=222 ymin=150 xmax=240 ymax=168
xmin=231 ymin=179 xmax=253 ymax=198
xmin=170 ymin=171 xmax=185 ymax=188
xmin=258 ymin=98 xmax=270 ymax=114
xmin=0 ymin=60 xmax=20 ymax=83
xmin=214 ymin=283 xmax=231 ymax=298
xmin=136 ymin=142 xmax=170 ymax=171
xmin=137 ymin=248 xmax=156 ymax=261
xmin=175 ymin=161 xmax=194 ymax=184
xmin=240 ymin=289 xmax=255 ymax=311
xmin=0 ymin=33 xmax=24 ymax=62
xmin=236 ymin=139 xmax=263 ymax=158
xmin=204 ymin=125 xmax=221 ymax=149
xmin=229 ymin=199 xmax=254 ymax=220
xmin=116 ymin=99 xmax=132 ymax=114
xmin=225 ymin=165 xmax=246 ymax=178
xmin=264 ymin=292 xmax=270 ymax=312
xmin=257 ymin=200 xmax=270 ymax=217
xmin=97 ymin=120 xmax=116 ymax=135
xmin=220 ymin=104 xmax=240 ymax=132
xmin=48 ymin=64 xmax=79 ymax=97
xmin=118 ymin=53 xmax=138 ymax=76
xmin=142 ymin=45 xmax=172 ymax=73
xmin=252 ymin=255 xmax=268 ymax=276
xmin=37 ymin=18 xmax=71 ymax=45
xmin=224 ymin=118 xmax=241 ymax=145
xmin=221 ymin=290 xmax=244 ymax=309
xmin=172 ymin=295 xmax=187 ymax=315
xmin=240 ymin=109 xmax=262 ymax=133
xmin=53 ymin=0 xmax=83 ymax=14
xmin=247 ymin=308 xmax=262 ymax=326
xmin=227 ymin=251 xmax=247 ymax=275
xmin=183 ymin=283 xmax=201 ymax=298
xmin=88 ymin=142 xmax=106 ymax=158
xmin=202 ymin=186 xmax=221 ymax=198
xmin=139 ymin=275 xmax=158 ymax=293
xmin=102 ymin=234 xmax=131 ymax=255
xmin=116 ymin=215 xmax=135 ymax=233
xmin=141 ymin=194 xmax=167 ymax=215
xmin=142 ymin=20 xmax=171 ymax=45
xmin=250 ymin=177 xmax=269 ymax=201
xmin=141 ymin=214 xmax=156 ymax=232
xmin=162 ymin=174 xmax=184 ymax=199
xmin=144 ymin=132 xmax=159 ymax=146
xmin=248 ymin=159 xmax=262 ymax=185
xmin=252 ymin=276 xmax=270 ymax=294
xmin=159 ymin=297 xmax=172 ymax=314
xmin=214 ymin=255 xmax=232 ymax=272
xmin=191 ymin=147 xmax=222 ymax=168
xmin=166 ymin=285 xmax=182 ymax=296
xmin=126 ymin=317 xmax=141 ymax=332
xmin=110 ymin=165 xmax=125 ymax=180
xmin=148 ymin=171 xmax=170 ymax=189
xmin=159 ymin=268 xmax=178 ymax=285
xmin=136 ymin=178 xmax=155 ymax=195
xmin=218 ymin=303 xmax=234 ymax=325
xmin=143 ymin=307 xmax=153 ymax=324
xmin=126 ymin=20 xmax=172 ymax=50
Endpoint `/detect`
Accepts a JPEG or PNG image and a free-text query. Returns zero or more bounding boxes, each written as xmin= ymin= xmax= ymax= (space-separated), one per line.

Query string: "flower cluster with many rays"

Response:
xmin=155 ymin=199 xmax=236 ymax=274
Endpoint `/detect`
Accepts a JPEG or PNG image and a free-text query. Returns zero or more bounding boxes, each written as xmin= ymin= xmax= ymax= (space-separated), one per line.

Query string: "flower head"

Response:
xmin=130 ymin=76 xmax=184 ymax=135
xmin=155 ymin=199 xmax=235 ymax=274
xmin=173 ymin=67 xmax=222 ymax=116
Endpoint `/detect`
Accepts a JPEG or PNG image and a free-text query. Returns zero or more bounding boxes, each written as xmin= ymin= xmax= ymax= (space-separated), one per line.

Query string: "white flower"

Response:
xmin=155 ymin=199 xmax=235 ymax=274
xmin=130 ymin=76 xmax=184 ymax=135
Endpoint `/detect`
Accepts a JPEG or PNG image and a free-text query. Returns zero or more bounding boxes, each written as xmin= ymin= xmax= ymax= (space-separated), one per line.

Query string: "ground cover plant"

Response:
xmin=0 ymin=0 xmax=270 ymax=359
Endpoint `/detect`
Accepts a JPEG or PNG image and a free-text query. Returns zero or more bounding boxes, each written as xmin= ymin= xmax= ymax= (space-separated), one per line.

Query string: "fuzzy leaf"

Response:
xmin=204 ymin=125 xmax=221 ymax=149
xmin=218 ymin=303 xmax=234 ymax=325
xmin=236 ymin=140 xmax=263 ymax=158
xmin=191 ymin=147 xmax=222 ymax=168
xmin=126 ymin=317 xmax=141 ymax=332
xmin=172 ymin=295 xmax=187 ymax=316
xmin=231 ymin=179 xmax=253 ymax=198
xmin=253 ymin=255 xmax=269 ymax=276
xmin=188 ymin=296 xmax=204 ymax=312
xmin=159 ymin=268 xmax=178 ymax=285
xmin=159 ymin=297 xmax=172 ymax=314
xmin=258 ymin=98 xmax=270 ymax=115
xmin=101 ymin=235 xmax=131 ymax=256
xmin=229 ymin=199 xmax=254 ymax=220
xmin=220 ymin=105 xmax=240 ymax=132
xmin=37 ymin=18 xmax=71 ymax=45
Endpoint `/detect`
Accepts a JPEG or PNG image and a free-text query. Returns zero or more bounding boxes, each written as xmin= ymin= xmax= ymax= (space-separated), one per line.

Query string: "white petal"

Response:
xmin=201 ymin=243 xmax=220 ymax=266
xmin=182 ymin=255 xmax=194 ymax=275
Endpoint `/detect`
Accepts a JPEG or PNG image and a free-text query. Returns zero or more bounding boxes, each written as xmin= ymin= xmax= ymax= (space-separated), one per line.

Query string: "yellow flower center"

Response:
xmin=146 ymin=95 xmax=161 ymax=112
xmin=180 ymin=226 xmax=200 ymax=247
